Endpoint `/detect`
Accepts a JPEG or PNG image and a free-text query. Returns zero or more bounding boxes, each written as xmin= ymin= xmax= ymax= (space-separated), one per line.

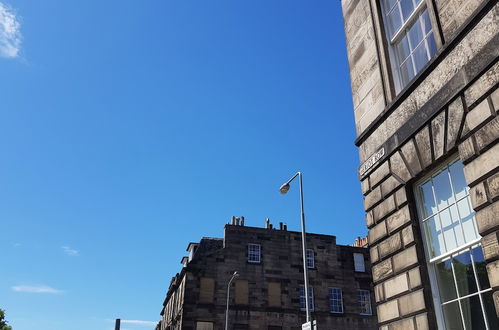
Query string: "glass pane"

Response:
xmin=426 ymin=33 xmax=437 ymax=58
xmin=471 ymin=246 xmax=490 ymax=290
xmin=435 ymin=258 xmax=457 ymax=302
xmin=421 ymin=180 xmax=437 ymax=217
xmin=408 ymin=18 xmax=424 ymax=49
xmin=457 ymin=198 xmax=479 ymax=243
xmin=443 ymin=205 xmax=465 ymax=250
xmin=400 ymin=56 xmax=415 ymax=86
xmin=482 ymin=291 xmax=499 ymax=330
xmin=400 ymin=0 xmax=415 ymax=21
xmin=449 ymin=161 xmax=469 ymax=200
xmin=383 ymin=0 xmax=398 ymax=14
xmin=413 ymin=41 xmax=428 ymax=73
xmin=387 ymin=7 xmax=402 ymax=38
xmin=453 ymin=250 xmax=478 ymax=297
xmin=425 ymin=216 xmax=444 ymax=257
xmin=396 ymin=35 xmax=411 ymax=63
xmin=421 ymin=9 xmax=432 ymax=34
xmin=442 ymin=301 xmax=464 ymax=330
xmin=433 ymin=169 xmax=454 ymax=210
xmin=460 ymin=295 xmax=487 ymax=330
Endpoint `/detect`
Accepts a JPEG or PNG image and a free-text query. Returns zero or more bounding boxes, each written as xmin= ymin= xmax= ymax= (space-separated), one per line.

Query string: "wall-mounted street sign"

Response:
xmin=359 ymin=147 xmax=385 ymax=178
xmin=302 ymin=320 xmax=317 ymax=330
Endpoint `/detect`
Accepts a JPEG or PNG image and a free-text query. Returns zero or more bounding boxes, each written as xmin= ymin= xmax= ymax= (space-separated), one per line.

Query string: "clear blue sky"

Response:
xmin=0 ymin=1 xmax=366 ymax=329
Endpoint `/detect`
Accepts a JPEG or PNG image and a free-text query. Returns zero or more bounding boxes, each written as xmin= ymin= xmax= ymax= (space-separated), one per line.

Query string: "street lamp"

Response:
xmin=225 ymin=271 xmax=239 ymax=330
xmin=279 ymin=172 xmax=311 ymax=324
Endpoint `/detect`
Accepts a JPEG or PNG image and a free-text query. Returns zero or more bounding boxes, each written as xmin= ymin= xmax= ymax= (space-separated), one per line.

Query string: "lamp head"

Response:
xmin=233 ymin=271 xmax=239 ymax=277
xmin=279 ymin=183 xmax=290 ymax=194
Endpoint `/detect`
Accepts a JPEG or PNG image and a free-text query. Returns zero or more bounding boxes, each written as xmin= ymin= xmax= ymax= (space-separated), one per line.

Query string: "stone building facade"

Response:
xmin=155 ymin=218 xmax=376 ymax=330
xmin=341 ymin=0 xmax=499 ymax=329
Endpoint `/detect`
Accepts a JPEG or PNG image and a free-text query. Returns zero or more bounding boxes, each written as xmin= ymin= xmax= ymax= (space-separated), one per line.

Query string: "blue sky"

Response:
xmin=0 ymin=1 xmax=365 ymax=329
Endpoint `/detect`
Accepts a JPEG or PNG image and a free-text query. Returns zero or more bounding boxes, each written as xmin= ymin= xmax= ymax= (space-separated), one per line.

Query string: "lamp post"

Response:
xmin=279 ymin=172 xmax=311 ymax=324
xmin=225 ymin=271 xmax=239 ymax=330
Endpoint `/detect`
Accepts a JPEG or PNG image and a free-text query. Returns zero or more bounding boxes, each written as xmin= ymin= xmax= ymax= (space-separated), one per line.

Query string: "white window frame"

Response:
xmin=354 ymin=252 xmax=366 ymax=272
xmin=380 ymin=0 xmax=437 ymax=93
xmin=358 ymin=290 xmax=372 ymax=315
xmin=306 ymin=249 xmax=315 ymax=269
xmin=299 ymin=285 xmax=314 ymax=311
xmin=414 ymin=157 xmax=495 ymax=329
xmin=329 ymin=288 xmax=344 ymax=314
xmin=247 ymin=244 xmax=261 ymax=263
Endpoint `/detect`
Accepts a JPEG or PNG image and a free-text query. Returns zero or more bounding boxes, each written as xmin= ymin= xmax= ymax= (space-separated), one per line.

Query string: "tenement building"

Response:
xmin=155 ymin=217 xmax=376 ymax=330
xmin=341 ymin=0 xmax=499 ymax=329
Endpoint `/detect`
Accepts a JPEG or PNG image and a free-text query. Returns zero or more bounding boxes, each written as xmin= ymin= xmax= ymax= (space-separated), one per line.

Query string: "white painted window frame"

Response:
xmin=306 ymin=249 xmax=315 ymax=269
xmin=380 ymin=0 xmax=437 ymax=93
xmin=358 ymin=290 xmax=372 ymax=315
xmin=247 ymin=243 xmax=261 ymax=263
xmin=328 ymin=287 xmax=344 ymax=314
xmin=414 ymin=156 xmax=494 ymax=330
xmin=299 ymin=285 xmax=315 ymax=311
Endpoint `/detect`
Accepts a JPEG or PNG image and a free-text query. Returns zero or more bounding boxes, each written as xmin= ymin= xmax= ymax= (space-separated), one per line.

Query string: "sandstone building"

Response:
xmin=155 ymin=218 xmax=376 ymax=330
xmin=341 ymin=0 xmax=499 ymax=329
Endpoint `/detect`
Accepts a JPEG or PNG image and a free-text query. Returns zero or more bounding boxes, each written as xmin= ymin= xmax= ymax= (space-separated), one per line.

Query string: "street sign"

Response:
xmin=302 ymin=321 xmax=317 ymax=330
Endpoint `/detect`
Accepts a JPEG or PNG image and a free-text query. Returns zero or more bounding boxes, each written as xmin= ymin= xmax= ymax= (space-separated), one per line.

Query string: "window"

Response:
xmin=299 ymin=285 xmax=314 ymax=311
xmin=329 ymin=288 xmax=343 ymax=314
xmin=354 ymin=253 xmax=366 ymax=272
xmin=196 ymin=322 xmax=213 ymax=330
xmin=415 ymin=159 xmax=497 ymax=329
xmin=268 ymin=282 xmax=281 ymax=307
xmin=235 ymin=280 xmax=249 ymax=305
xmin=199 ymin=277 xmax=215 ymax=303
xmin=306 ymin=249 xmax=315 ymax=268
xmin=247 ymin=244 xmax=261 ymax=263
xmin=358 ymin=290 xmax=372 ymax=315
xmin=381 ymin=0 xmax=437 ymax=93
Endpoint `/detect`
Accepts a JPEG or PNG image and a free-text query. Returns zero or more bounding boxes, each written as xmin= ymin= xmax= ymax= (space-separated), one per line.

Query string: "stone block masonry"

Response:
xmin=342 ymin=0 xmax=499 ymax=328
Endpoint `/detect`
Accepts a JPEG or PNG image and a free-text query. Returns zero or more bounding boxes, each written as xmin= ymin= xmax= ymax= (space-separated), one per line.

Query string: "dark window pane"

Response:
xmin=387 ymin=7 xmax=402 ymax=38
xmin=482 ymin=291 xmax=499 ymax=330
xmin=396 ymin=35 xmax=411 ymax=62
xmin=413 ymin=41 xmax=428 ymax=73
xmin=400 ymin=0 xmax=415 ymax=21
xmin=421 ymin=9 xmax=432 ymax=34
xmin=442 ymin=301 xmax=464 ymax=330
xmin=435 ymin=259 xmax=457 ymax=302
xmin=426 ymin=33 xmax=437 ymax=58
xmin=408 ymin=22 xmax=423 ymax=51
xmin=460 ymin=295 xmax=486 ymax=330
xmin=471 ymin=246 xmax=490 ymax=290
xmin=399 ymin=57 xmax=415 ymax=85
xmin=453 ymin=250 xmax=478 ymax=297
xmin=383 ymin=0 xmax=398 ymax=14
